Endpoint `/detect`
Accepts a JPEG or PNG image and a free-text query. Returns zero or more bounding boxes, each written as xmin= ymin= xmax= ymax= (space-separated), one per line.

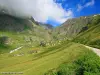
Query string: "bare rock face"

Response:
xmin=0 ymin=14 xmax=34 ymax=32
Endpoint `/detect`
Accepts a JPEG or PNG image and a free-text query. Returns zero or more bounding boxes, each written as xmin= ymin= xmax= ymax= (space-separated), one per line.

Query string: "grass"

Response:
xmin=0 ymin=14 xmax=100 ymax=75
xmin=72 ymin=15 xmax=100 ymax=49
xmin=45 ymin=48 xmax=100 ymax=75
xmin=0 ymin=14 xmax=53 ymax=53
xmin=0 ymin=29 xmax=50 ymax=53
xmin=0 ymin=42 xmax=90 ymax=75
xmin=73 ymin=23 xmax=100 ymax=49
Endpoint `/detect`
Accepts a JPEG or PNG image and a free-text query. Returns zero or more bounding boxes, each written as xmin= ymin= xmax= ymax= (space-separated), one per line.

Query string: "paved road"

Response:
xmin=84 ymin=45 xmax=100 ymax=57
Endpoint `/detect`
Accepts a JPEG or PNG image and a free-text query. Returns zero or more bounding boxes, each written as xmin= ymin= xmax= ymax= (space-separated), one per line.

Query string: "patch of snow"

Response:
xmin=10 ymin=46 xmax=23 ymax=53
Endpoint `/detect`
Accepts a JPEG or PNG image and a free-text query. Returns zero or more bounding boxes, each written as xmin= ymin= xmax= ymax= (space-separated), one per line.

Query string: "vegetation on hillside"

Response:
xmin=0 ymin=42 xmax=93 ymax=75
xmin=0 ymin=14 xmax=54 ymax=53
xmin=0 ymin=14 xmax=100 ymax=75
xmin=73 ymin=15 xmax=100 ymax=48
xmin=44 ymin=50 xmax=100 ymax=75
xmin=52 ymin=16 xmax=91 ymax=39
xmin=51 ymin=14 xmax=100 ymax=49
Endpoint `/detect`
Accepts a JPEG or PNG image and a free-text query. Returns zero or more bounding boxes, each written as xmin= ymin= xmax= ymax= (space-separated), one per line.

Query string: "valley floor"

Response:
xmin=0 ymin=42 xmax=100 ymax=75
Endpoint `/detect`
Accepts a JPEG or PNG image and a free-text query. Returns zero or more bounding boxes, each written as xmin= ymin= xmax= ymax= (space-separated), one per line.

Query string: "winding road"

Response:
xmin=84 ymin=45 xmax=100 ymax=57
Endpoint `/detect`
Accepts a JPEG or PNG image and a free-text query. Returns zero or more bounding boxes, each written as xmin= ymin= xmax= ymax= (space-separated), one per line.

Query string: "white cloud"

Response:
xmin=85 ymin=0 xmax=95 ymax=7
xmin=77 ymin=4 xmax=83 ymax=12
xmin=0 ymin=0 xmax=73 ymax=23
xmin=58 ymin=10 xmax=73 ymax=23
xmin=77 ymin=0 xmax=95 ymax=11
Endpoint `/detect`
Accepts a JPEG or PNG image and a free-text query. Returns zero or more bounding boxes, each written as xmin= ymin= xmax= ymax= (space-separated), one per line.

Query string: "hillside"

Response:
xmin=52 ymin=14 xmax=99 ymax=39
xmin=52 ymin=14 xmax=100 ymax=49
xmin=44 ymin=14 xmax=100 ymax=75
xmin=73 ymin=14 xmax=100 ymax=49
xmin=0 ymin=14 xmax=100 ymax=75
xmin=0 ymin=14 xmax=33 ymax=32
xmin=0 ymin=14 xmax=53 ymax=53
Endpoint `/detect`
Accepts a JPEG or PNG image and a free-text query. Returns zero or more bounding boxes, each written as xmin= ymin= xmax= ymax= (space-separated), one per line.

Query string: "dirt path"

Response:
xmin=84 ymin=45 xmax=100 ymax=57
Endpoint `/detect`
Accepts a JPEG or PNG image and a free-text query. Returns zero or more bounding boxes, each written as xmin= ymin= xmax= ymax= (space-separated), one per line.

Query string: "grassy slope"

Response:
xmin=52 ymin=16 xmax=91 ymax=40
xmin=0 ymin=41 xmax=90 ymax=75
xmin=73 ymin=15 xmax=100 ymax=48
xmin=43 ymin=15 xmax=100 ymax=75
xmin=53 ymin=14 xmax=100 ymax=42
xmin=0 ymin=14 xmax=100 ymax=75
xmin=45 ymin=48 xmax=100 ymax=75
xmin=0 ymin=14 xmax=53 ymax=54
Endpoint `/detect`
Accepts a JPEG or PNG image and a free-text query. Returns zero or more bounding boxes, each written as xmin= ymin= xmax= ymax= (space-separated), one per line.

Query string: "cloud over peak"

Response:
xmin=0 ymin=0 xmax=73 ymax=24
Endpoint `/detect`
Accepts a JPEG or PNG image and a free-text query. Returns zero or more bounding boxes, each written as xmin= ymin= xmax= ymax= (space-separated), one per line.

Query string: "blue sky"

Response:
xmin=47 ymin=0 xmax=100 ymax=27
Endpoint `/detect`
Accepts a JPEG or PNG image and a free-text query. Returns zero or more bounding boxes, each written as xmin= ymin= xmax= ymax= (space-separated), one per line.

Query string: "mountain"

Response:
xmin=73 ymin=14 xmax=100 ymax=49
xmin=0 ymin=13 xmax=100 ymax=75
xmin=0 ymin=13 xmax=100 ymax=53
xmin=52 ymin=14 xmax=100 ymax=40
xmin=0 ymin=14 xmax=34 ymax=32
xmin=44 ymin=14 xmax=100 ymax=75
xmin=52 ymin=14 xmax=100 ymax=48
xmin=30 ymin=17 xmax=53 ymax=29
xmin=0 ymin=14 xmax=53 ymax=53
